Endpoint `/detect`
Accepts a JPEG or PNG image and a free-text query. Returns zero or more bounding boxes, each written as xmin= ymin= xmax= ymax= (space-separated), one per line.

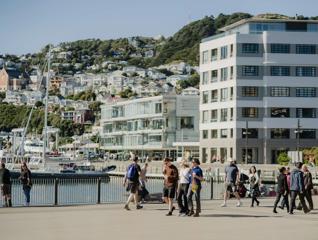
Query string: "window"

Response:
xmin=270 ymin=87 xmax=290 ymax=97
xmin=242 ymin=87 xmax=258 ymax=97
xmin=296 ymin=67 xmax=316 ymax=77
xmin=202 ymin=111 xmax=208 ymax=123
xmin=271 ymin=129 xmax=290 ymax=139
xmin=202 ymin=91 xmax=209 ymax=104
xmin=271 ymin=108 xmax=290 ymax=118
xmin=230 ymin=128 xmax=233 ymax=138
xmin=296 ymin=108 xmax=316 ymax=118
xmin=221 ymin=46 xmax=228 ymax=59
xmin=210 ymin=148 xmax=217 ymax=162
xmin=242 ymin=66 xmax=259 ymax=76
xmin=242 ymin=108 xmax=258 ymax=118
xmin=211 ymin=48 xmax=218 ymax=61
xmin=270 ymin=66 xmax=290 ymax=76
xmin=242 ymin=43 xmax=259 ymax=53
xmin=220 ymin=108 xmax=228 ymax=121
xmin=211 ymin=70 xmax=218 ymax=82
xmin=211 ymin=110 xmax=218 ymax=122
xmin=202 ymin=50 xmax=208 ymax=64
xmin=230 ymin=44 xmax=234 ymax=57
xmin=271 ymin=44 xmax=290 ymax=53
xmin=296 ymin=88 xmax=316 ymax=97
xmin=155 ymin=103 xmax=162 ymax=113
xmin=220 ymin=148 xmax=227 ymax=162
xmin=180 ymin=117 xmax=194 ymax=129
xmin=221 ymin=67 xmax=228 ymax=81
xmin=300 ymin=129 xmax=316 ymax=139
xmin=211 ymin=90 xmax=218 ymax=102
xmin=220 ymin=88 xmax=228 ymax=101
xmin=221 ymin=129 xmax=228 ymax=138
xmin=230 ymin=108 xmax=234 ymax=121
xmin=202 ymin=71 xmax=208 ymax=84
xmin=202 ymin=130 xmax=208 ymax=139
xmin=230 ymin=87 xmax=234 ymax=100
xmin=211 ymin=129 xmax=218 ymax=139
xmin=230 ymin=66 xmax=234 ymax=79
xmin=296 ymin=45 xmax=316 ymax=54
xmin=149 ymin=135 xmax=162 ymax=143
xmin=242 ymin=128 xmax=258 ymax=138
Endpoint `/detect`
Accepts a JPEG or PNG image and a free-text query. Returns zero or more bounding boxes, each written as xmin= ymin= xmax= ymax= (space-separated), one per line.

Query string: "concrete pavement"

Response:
xmin=0 ymin=197 xmax=317 ymax=240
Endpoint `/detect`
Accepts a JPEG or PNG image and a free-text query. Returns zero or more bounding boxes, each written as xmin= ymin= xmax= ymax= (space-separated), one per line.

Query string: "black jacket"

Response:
xmin=0 ymin=168 xmax=11 ymax=185
xmin=304 ymin=172 xmax=313 ymax=190
xmin=276 ymin=173 xmax=288 ymax=194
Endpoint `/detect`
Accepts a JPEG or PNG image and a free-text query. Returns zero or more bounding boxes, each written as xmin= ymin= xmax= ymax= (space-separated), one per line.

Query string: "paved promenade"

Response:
xmin=0 ymin=197 xmax=317 ymax=240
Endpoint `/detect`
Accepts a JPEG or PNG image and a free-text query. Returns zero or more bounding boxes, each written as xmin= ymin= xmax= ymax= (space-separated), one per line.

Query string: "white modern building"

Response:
xmin=100 ymin=93 xmax=199 ymax=161
xmin=200 ymin=18 xmax=318 ymax=164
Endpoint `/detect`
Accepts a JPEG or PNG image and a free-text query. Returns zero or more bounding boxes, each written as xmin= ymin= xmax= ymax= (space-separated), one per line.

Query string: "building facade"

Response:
xmin=200 ymin=18 xmax=318 ymax=164
xmin=100 ymin=94 xmax=199 ymax=160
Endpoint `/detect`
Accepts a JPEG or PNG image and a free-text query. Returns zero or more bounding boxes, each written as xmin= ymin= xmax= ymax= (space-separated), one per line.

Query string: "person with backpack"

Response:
xmin=123 ymin=156 xmax=143 ymax=210
xmin=273 ymin=167 xmax=289 ymax=213
xmin=0 ymin=163 xmax=12 ymax=207
xmin=162 ymin=157 xmax=179 ymax=216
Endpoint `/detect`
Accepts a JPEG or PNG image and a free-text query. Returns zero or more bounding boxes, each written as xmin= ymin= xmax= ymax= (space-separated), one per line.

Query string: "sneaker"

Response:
xmin=220 ymin=203 xmax=227 ymax=207
xmin=187 ymin=211 xmax=194 ymax=216
xmin=166 ymin=212 xmax=172 ymax=216
xmin=124 ymin=204 xmax=130 ymax=211
xmin=136 ymin=205 xmax=143 ymax=210
xmin=236 ymin=202 xmax=242 ymax=207
xmin=273 ymin=209 xmax=278 ymax=214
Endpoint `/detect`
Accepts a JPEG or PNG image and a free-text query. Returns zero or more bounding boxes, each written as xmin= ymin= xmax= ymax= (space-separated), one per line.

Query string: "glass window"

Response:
xmin=270 ymin=66 xmax=290 ymax=76
xmin=202 ymin=91 xmax=209 ymax=104
xmin=242 ymin=66 xmax=259 ymax=76
xmin=296 ymin=67 xmax=316 ymax=77
xmin=242 ymin=128 xmax=258 ymax=138
xmin=202 ymin=130 xmax=208 ymax=139
xmin=271 ymin=108 xmax=290 ymax=118
xmin=300 ymin=129 xmax=316 ymax=139
xmin=242 ymin=43 xmax=259 ymax=53
xmin=211 ymin=48 xmax=218 ymax=61
xmin=202 ymin=50 xmax=208 ymax=64
xmin=271 ymin=129 xmax=290 ymax=139
xmin=220 ymin=108 xmax=228 ymax=121
xmin=180 ymin=117 xmax=194 ymax=129
xmin=230 ymin=87 xmax=234 ymax=100
xmin=202 ymin=111 xmax=208 ymax=123
xmin=230 ymin=128 xmax=233 ymax=138
xmin=202 ymin=71 xmax=208 ymax=84
xmin=296 ymin=108 xmax=316 ymax=118
xmin=211 ymin=129 xmax=218 ymax=139
xmin=210 ymin=148 xmax=217 ymax=162
xmin=230 ymin=66 xmax=234 ymax=79
xmin=230 ymin=108 xmax=234 ymax=121
xmin=221 ymin=129 xmax=228 ymax=138
xmin=155 ymin=103 xmax=162 ymax=113
xmin=296 ymin=88 xmax=316 ymax=97
xmin=221 ymin=46 xmax=228 ymax=59
xmin=230 ymin=44 xmax=234 ymax=57
xmin=296 ymin=44 xmax=316 ymax=54
xmin=242 ymin=108 xmax=258 ymax=118
xmin=221 ymin=67 xmax=228 ymax=81
xmin=220 ymin=88 xmax=228 ymax=101
xmin=211 ymin=90 xmax=218 ymax=102
xmin=271 ymin=44 xmax=290 ymax=53
xmin=242 ymin=87 xmax=258 ymax=97
xmin=211 ymin=110 xmax=218 ymax=122
xmin=220 ymin=148 xmax=227 ymax=162
xmin=211 ymin=70 xmax=218 ymax=82
xmin=270 ymin=87 xmax=290 ymax=97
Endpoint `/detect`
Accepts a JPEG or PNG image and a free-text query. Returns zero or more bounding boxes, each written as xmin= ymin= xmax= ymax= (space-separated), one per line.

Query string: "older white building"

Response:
xmin=200 ymin=18 xmax=318 ymax=164
xmin=100 ymin=93 xmax=199 ymax=160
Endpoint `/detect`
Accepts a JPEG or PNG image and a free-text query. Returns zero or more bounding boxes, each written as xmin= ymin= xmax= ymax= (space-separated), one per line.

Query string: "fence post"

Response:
xmin=97 ymin=177 xmax=101 ymax=204
xmin=54 ymin=178 xmax=58 ymax=206
xmin=210 ymin=177 xmax=214 ymax=200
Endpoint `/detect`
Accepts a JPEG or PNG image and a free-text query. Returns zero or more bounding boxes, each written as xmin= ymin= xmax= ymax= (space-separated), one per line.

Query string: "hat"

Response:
xmin=192 ymin=158 xmax=200 ymax=165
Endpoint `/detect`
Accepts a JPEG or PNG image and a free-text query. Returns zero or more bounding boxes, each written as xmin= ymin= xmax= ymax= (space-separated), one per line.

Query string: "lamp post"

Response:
xmin=294 ymin=119 xmax=303 ymax=162
xmin=242 ymin=120 xmax=250 ymax=165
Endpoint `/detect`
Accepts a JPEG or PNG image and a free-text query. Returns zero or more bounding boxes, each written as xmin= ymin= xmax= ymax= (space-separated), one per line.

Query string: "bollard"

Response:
xmin=97 ymin=177 xmax=101 ymax=204
xmin=54 ymin=178 xmax=59 ymax=206
xmin=210 ymin=177 xmax=214 ymax=200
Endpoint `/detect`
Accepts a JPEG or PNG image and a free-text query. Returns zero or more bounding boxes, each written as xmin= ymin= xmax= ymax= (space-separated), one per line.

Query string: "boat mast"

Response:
xmin=43 ymin=46 xmax=51 ymax=167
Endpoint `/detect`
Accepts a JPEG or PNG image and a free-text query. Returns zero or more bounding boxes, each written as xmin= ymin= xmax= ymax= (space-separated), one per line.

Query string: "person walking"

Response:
xmin=19 ymin=162 xmax=32 ymax=207
xmin=139 ymin=163 xmax=149 ymax=203
xmin=162 ymin=158 xmax=179 ymax=216
xmin=123 ymin=156 xmax=143 ymax=210
xmin=249 ymin=166 xmax=260 ymax=207
xmin=300 ymin=164 xmax=314 ymax=210
xmin=289 ymin=162 xmax=310 ymax=214
xmin=279 ymin=167 xmax=291 ymax=210
xmin=221 ymin=158 xmax=241 ymax=207
xmin=187 ymin=159 xmax=203 ymax=217
xmin=177 ymin=160 xmax=191 ymax=216
xmin=0 ymin=163 xmax=12 ymax=207
xmin=273 ymin=167 xmax=289 ymax=213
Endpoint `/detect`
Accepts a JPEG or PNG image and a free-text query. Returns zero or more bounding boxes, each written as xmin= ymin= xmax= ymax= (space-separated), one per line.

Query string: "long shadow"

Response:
xmin=201 ymin=214 xmax=282 ymax=218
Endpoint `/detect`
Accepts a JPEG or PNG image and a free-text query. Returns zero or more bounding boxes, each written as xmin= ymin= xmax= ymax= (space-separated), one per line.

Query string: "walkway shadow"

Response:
xmin=201 ymin=214 xmax=282 ymax=218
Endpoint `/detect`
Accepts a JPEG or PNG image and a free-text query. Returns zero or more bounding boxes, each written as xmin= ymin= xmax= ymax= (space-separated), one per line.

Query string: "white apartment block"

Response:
xmin=100 ymin=93 xmax=199 ymax=161
xmin=200 ymin=18 xmax=318 ymax=164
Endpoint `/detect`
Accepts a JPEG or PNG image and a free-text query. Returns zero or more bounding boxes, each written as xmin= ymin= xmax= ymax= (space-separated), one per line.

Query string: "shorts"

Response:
xmin=224 ymin=182 xmax=238 ymax=193
xmin=1 ymin=184 xmax=11 ymax=195
xmin=127 ymin=182 xmax=139 ymax=194
xmin=163 ymin=186 xmax=176 ymax=199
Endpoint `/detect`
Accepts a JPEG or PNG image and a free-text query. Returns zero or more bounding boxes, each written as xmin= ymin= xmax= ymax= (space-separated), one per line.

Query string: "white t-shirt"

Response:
xmin=179 ymin=167 xmax=191 ymax=184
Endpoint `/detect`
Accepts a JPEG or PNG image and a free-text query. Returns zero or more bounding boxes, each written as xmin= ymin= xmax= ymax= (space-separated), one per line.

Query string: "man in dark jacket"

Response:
xmin=301 ymin=165 xmax=314 ymax=210
xmin=273 ymin=167 xmax=289 ymax=213
xmin=289 ymin=162 xmax=310 ymax=214
xmin=0 ymin=163 xmax=12 ymax=207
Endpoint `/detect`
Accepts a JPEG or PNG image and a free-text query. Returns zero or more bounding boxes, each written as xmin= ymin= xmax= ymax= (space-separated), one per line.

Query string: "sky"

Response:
xmin=1 ymin=0 xmax=318 ymax=55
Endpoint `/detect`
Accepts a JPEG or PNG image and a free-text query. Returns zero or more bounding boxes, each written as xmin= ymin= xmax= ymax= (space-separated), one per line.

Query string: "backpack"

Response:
xmin=127 ymin=164 xmax=138 ymax=181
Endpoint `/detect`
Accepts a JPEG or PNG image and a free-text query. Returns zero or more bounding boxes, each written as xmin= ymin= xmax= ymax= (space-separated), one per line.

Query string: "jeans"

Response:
xmin=177 ymin=183 xmax=189 ymax=213
xmin=23 ymin=185 xmax=31 ymax=204
xmin=274 ymin=192 xmax=289 ymax=212
xmin=187 ymin=184 xmax=201 ymax=214
xmin=290 ymin=190 xmax=309 ymax=213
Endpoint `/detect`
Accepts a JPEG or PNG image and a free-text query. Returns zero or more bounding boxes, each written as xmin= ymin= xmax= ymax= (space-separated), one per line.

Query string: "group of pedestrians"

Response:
xmin=0 ymin=162 xmax=32 ymax=207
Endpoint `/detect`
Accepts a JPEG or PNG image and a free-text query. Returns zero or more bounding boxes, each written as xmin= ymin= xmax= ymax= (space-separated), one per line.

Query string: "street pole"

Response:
xmin=245 ymin=120 xmax=248 ymax=165
xmin=296 ymin=119 xmax=301 ymax=162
